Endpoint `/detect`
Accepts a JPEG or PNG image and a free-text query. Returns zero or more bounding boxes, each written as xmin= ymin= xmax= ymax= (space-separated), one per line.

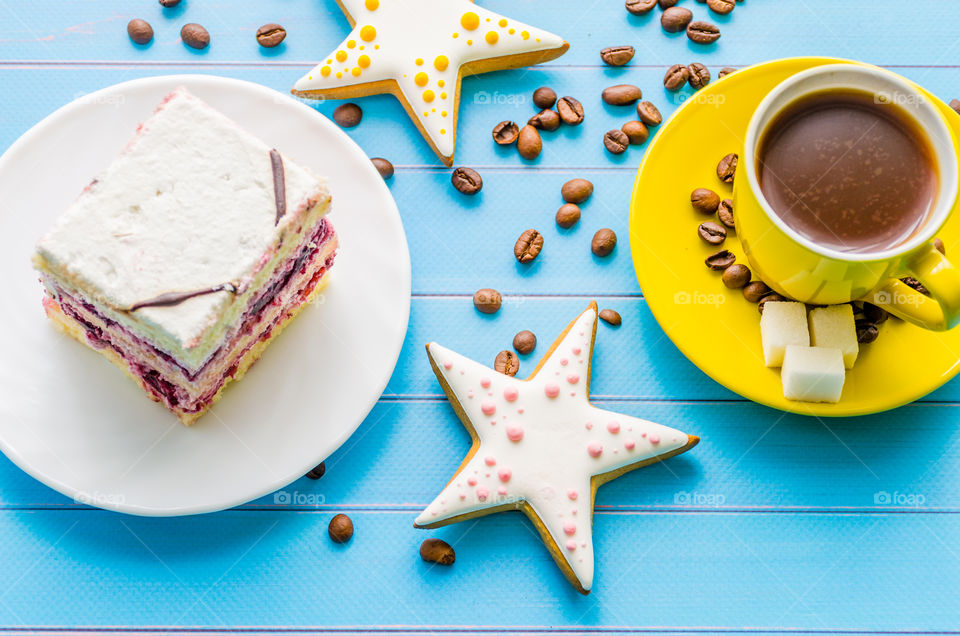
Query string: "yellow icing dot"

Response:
xmin=508 ymin=28 xmax=515 ymax=34
xmin=308 ymin=76 xmax=313 ymax=80
xmin=359 ymin=45 xmax=365 ymax=50
xmin=434 ymin=55 xmax=449 ymax=71
xmin=336 ymin=72 xmax=342 ymax=78
xmin=374 ymin=44 xmax=380 ymax=49
xmin=320 ymin=65 xmax=331 ymax=77
xmin=452 ymin=32 xmax=459 ymax=39
xmin=351 ymin=67 xmax=362 ymax=77
xmin=441 ymin=129 xmax=446 ymax=134
xmin=358 ymin=54 xmax=371 ymax=68
xmin=360 ymin=25 xmax=377 ymax=41
xmin=423 ymin=90 xmax=435 ymax=102
xmin=485 ymin=31 xmax=499 ymax=44
xmin=485 ymin=17 xmax=490 ymax=22
xmin=415 ymin=58 xmax=424 ymax=66
xmin=441 ymin=111 xmax=448 ymax=117
xmin=498 ymin=18 xmax=508 ymax=27
xmin=440 ymin=92 xmax=447 ymax=99
xmin=336 ymin=50 xmax=348 ymax=62
xmin=423 ymin=111 xmax=429 ymax=116
xmin=326 ymin=58 xmax=333 ymax=64
xmin=536 ymin=38 xmax=540 ymax=42
xmin=438 ymin=79 xmax=445 ymax=87
xmin=347 ymin=40 xmax=356 ymax=49
xmin=460 ymin=11 xmax=479 ymax=30
xmin=521 ymin=30 xmax=529 ymax=40
xmin=414 ymin=72 xmax=429 ymax=86
xmin=466 ymin=39 xmax=473 ymax=45
xmin=365 ymin=0 xmax=379 ymax=9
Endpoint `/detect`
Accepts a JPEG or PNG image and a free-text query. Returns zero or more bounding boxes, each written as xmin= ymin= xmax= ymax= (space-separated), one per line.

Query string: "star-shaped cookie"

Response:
xmin=415 ymin=303 xmax=699 ymax=594
xmin=291 ymin=0 xmax=569 ymax=165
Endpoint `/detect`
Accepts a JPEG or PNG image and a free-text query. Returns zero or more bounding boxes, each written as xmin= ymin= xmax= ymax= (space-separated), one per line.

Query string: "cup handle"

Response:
xmin=866 ymin=242 xmax=960 ymax=331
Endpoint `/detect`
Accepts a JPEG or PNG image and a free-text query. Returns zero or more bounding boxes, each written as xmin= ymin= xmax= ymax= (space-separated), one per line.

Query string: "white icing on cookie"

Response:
xmin=416 ymin=305 xmax=696 ymax=593
xmin=292 ymin=0 xmax=567 ymax=161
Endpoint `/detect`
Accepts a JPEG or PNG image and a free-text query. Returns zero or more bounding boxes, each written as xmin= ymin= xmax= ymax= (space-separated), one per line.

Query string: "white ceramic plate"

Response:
xmin=0 ymin=75 xmax=410 ymax=516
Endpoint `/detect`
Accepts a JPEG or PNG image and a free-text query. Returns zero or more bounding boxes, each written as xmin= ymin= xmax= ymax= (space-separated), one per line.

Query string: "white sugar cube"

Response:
xmin=809 ymin=304 xmax=859 ymax=369
xmin=760 ymin=301 xmax=809 ymax=367
xmin=781 ymin=345 xmax=845 ymax=403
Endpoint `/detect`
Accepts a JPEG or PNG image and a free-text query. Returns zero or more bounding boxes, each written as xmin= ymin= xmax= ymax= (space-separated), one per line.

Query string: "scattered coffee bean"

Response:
xmin=451 ymin=167 xmax=483 ymax=194
xmin=603 ymin=129 xmax=630 ymax=154
xmin=305 ymin=462 xmax=326 ymax=480
xmin=492 ymin=120 xmax=520 ymax=145
xmin=757 ymin=294 xmax=787 ymax=314
xmin=592 ymin=228 xmax=618 ymax=257
xmin=529 ymin=109 xmax=561 ymax=131
xmin=256 ymin=23 xmax=287 ymax=48
xmin=722 ymin=263 xmax=751 ymax=289
xmin=951 ymin=99 xmax=960 ymax=116
xmin=127 ymin=19 xmax=154 ymax=45
xmin=328 ymin=514 xmax=354 ymax=543
xmin=863 ymin=302 xmax=889 ymax=324
xmin=659 ymin=0 xmax=678 ymax=7
xmin=621 ymin=121 xmax=649 ymax=145
xmin=718 ymin=199 xmax=735 ymax=227
xmin=557 ymin=96 xmax=585 ymax=125
xmin=333 ymin=103 xmax=363 ymax=128
xmin=561 ymin=178 xmax=594 ymax=203
xmin=602 ymin=84 xmax=642 ymax=106
xmin=625 ymin=0 xmax=658 ymax=14
xmin=556 ymin=203 xmax=582 ymax=229
xmin=513 ymin=330 xmax=537 ymax=354
xmin=600 ymin=45 xmax=635 ymax=66
xmin=718 ymin=67 xmax=738 ymax=78
xmin=159 ymin=0 xmax=181 ymax=6
xmin=901 ymin=276 xmax=930 ymax=295
xmin=664 ymin=64 xmax=690 ymax=91
xmin=371 ymin=157 xmax=394 ymax=180
xmin=691 ymin=188 xmax=720 ymax=214
xmin=935 ymin=237 xmax=946 ymax=255
xmin=636 ymin=101 xmax=662 ymax=126
xmin=599 ymin=309 xmax=622 ymax=326
xmin=661 ymin=7 xmax=693 ymax=32
xmin=533 ymin=86 xmax=557 ymax=109
xmin=473 ymin=288 xmax=502 ymax=314
xmin=420 ymin=538 xmax=455 ymax=565
xmin=687 ymin=63 xmax=711 ymax=89
xmin=705 ymin=249 xmax=736 ymax=271
xmin=707 ymin=0 xmax=736 ymax=13
xmin=742 ymin=281 xmax=772 ymax=303
xmin=514 ymin=229 xmax=544 ymax=263
xmin=494 ymin=350 xmax=520 ymax=376
xmin=181 ymin=23 xmax=210 ymax=49
xmin=517 ymin=125 xmax=543 ymax=160
xmin=687 ymin=21 xmax=721 ymax=44
xmin=856 ymin=320 xmax=879 ymax=344
xmin=716 ymin=152 xmax=738 ymax=183
xmin=698 ymin=221 xmax=726 ymax=245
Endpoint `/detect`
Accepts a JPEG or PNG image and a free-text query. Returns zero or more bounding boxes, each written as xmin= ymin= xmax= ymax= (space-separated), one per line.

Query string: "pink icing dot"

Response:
xmin=443 ymin=361 xmax=453 ymax=370
xmin=477 ymin=486 xmax=489 ymax=500
xmin=625 ymin=439 xmax=636 ymax=450
xmin=565 ymin=540 xmax=577 ymax=551
xmin=567 ymin=489 xmax=578 ymax=500
xmin=467 ymin=389 xmax=474 ymax=399
xmin=517 ymin=408 xmax=524 ymax=414
xmin=563 ymin=521 xmax=577 ymax=536
xmin=503 ymin=387 xmax=519 ymax=402
xmin=484 ymin=456 xmax=496 ymax=466
xmin=560 ymin=358 xmax=568 ymax=366
xmin=497 ymin=486 xmax=507 ymax=496
xmin=481 ymin=401 xmax=496 ymax=416
xmin=649 ymin=433 xmax=661 ymax=444
xmin=572 ymin=347 xmax=582 ymax=355
xmin=498 ymin=467 xmax=512 ymax=482
xmin=506 ymin=425 xmax=524 ymax=442
xmin=459 ymin=493 xmax=466 ymax=500
xmin=467 ymin=477 xmax=477 ymax=486
xmin=607 ymin=421 xmax=620 ymax=434
xmin=544 ymin=383 xmax=560 ymax=398
xmin=587 ymin=442 xmax=603 ymax=457
xmin=567 ymin=374 xmax=580 ymax=384
xmin=480 ymin=377 xmax=491 ymax=389
xmin=585 ymin=421 xmax=593 ymax=430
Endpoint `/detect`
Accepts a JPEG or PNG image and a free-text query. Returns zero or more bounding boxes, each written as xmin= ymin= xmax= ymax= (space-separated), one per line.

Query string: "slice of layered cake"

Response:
xmin=33 ymin=88 xmax=338 ymax=425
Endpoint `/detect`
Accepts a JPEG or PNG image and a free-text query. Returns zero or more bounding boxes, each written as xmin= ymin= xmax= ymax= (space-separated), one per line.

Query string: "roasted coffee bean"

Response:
xmin=707 ymin=0 xmax=736 ymax=13
xmin=625 ymin=0 xmax=658 ymax=14
xmin=492 ymin=120 xmax=520 ymax=145
xmin=705 ymin=249 xmax=736 ymax=271
xmin=698 ymin=221 xmax=726 ymax=245
xmin=256 ymin=23 xmax=287 ymax=48
xmin=691 ymin=188 xmax=720 ymax=214
xmin=514 ymin=229 xmax=544 ymax=263
xmin=603 ymin=129 xmax=630 ymax=154
xmin=621 ymin=121 xmax=649 ymax=145
xmin=494 ymin=350 xmax=519 ymax=376
xmin=901 ymin=276 xmax=930 ymax=295
xmin=718 ymin=199 xmax=735 ymax=227
xmin=742 ymin=281 xmax=772 ymax=303
xmin=517 ymin=125 xmax=542 ymax=159
xmin=328 ymin=514 xmax=354 ymax=543
xmin=716 ymin=152 xmax=738 ymax=183
xmin=420 ymin=538 xmax=456 ymax=565
xmin=529 ymin=109 xmax=561 ymax=131
xmin=181 ymin=23 xmax=210 ymax=49
xmin=601 ymin=84 xmax=642 ymax=106
xmin=556 ymin=203 xmax=582 ymax=229
xmin=592 ymin=228 xmax=618 ymax=257
xmin=687 ymin=21 xmax=721 ymax=44
xmin=722 ymin=263 xmax=751 ymax=289
xmin=600 ymin=45 xmax=635 ymax=66
xmin=451 ymin=167 xmax=483 ymax=194
xmin=856 ymin=320 xmax=879 ymax=344
xmin=951 ymin=99 xmax=960 ymax=116
xmin=757 ymin=294 xmax=787 ymax=314
xmin=599 ymin=309 xmax=623 ymax=326
xmin=371 ymin=157 xmax=394 ymax=180
xmin=687 ymin=63 xmax=711 ymax=89
xmin=561 ymin=178 xmax=594 ymax=204
xmin=664 ymin=64 xmax=690 ymax=91
xmin=533 ymin=86 xmax=557 ymax=109
xmin=127 ymin=19 xmax=154 ymax=45
xmin=305 ymin=462 xmax=326 ymax=480
xmin=659 ymin=0 xmax=679 ymax=7
xmin=473 ymin=288 xmax=501 ymax=314
xmin=636 ymin=101 xmax=663 ymax=126
xmin=333 ymin=103 xmax=363 ymax=128
xmin=718 ymin=67 xmax=738 ymax=78
xmin=935 ymin=237 xmax=946 ymax=255
xmin=661 ymin=7 xmax=693 ymax=32
xmin=513 ymin=330 xmax=537 ymax=354
xmin=557 ymin=96 xmax=585 ymax=125
xmin=863 ymin=302 xmax=889 ymax=324
xmin=159 ymin=0 xmax=181 ymax=6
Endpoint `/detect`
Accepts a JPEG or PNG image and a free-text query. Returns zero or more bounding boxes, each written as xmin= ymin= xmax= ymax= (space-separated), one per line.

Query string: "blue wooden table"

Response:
xmin=1 ymin=0 xmax=959 ymax=632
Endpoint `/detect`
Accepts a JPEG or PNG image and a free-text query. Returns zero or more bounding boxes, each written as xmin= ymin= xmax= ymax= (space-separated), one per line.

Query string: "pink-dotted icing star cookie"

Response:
xmin=291 ymin=0 xmax=569 ymax=165
xmin=415 ymin=303 xmax=699 ymax=594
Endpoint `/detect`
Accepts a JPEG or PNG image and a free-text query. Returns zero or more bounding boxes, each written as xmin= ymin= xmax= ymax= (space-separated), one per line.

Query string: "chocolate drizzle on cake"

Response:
xmin=125 ymin=283 xmax=238 ymax=312
xmin=270 ymin=149 xmax=286 ymax=225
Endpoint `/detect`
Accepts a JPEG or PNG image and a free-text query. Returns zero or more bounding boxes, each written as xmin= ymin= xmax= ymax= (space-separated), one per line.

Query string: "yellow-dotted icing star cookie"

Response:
xmin=291 ymin=0 xmax=569 ymax=165
xmin=415 ymin=303 xmax=700 ymax=594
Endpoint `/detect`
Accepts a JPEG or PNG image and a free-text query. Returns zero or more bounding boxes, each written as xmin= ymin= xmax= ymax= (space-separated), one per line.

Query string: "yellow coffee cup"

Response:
xmin=736 ymin=63 xmax=960 ymax=330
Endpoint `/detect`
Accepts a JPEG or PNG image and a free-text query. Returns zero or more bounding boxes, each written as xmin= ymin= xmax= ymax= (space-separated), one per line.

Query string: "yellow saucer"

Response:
xmin=629 ymin=56 xmax=960 ymax=416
